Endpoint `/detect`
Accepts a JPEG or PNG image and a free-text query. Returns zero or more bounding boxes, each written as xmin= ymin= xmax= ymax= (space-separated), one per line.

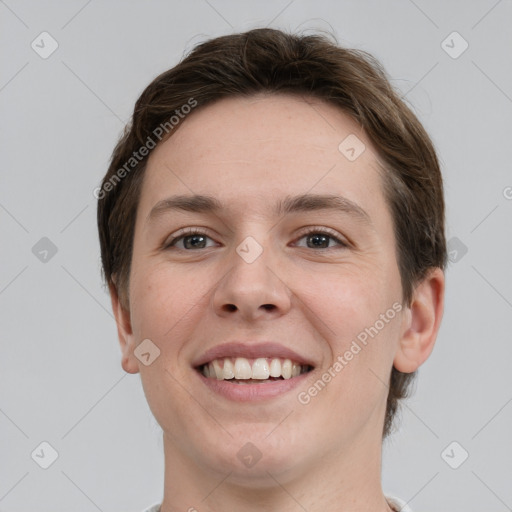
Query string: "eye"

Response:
xmin=165 ymin=229 xmax=217 ymax=250
xmin=294 ymin=228 xmax=348 ymax=249
xmin=164 ymin=227 xmax=348 ymax=251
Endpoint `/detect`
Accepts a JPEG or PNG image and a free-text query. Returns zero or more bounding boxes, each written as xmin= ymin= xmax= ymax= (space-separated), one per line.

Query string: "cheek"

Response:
xmin=305 ymin=266 xmax=384 ymax=337
xmin=129 ymin=262 xmax=194 ymax=341
xmin=128 ymin=264 xmax=206 ymax=419
xmin=302 ymin=263 xmax=400 ymax=375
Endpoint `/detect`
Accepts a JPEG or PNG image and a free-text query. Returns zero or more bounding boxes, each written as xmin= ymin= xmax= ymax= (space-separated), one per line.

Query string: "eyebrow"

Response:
xmin=147 ymin=193 xmax=372 ymax=227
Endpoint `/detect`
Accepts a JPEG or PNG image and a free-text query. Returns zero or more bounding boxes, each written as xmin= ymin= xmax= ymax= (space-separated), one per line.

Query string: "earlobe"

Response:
xmin=109 ymin=281 xmax=140 ymax=375
xmin=394 ymin=268 xmax=445 ymax=374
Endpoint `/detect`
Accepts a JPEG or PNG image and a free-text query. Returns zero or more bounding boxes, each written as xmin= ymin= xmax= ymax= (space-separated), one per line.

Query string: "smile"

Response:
xmin=195 ymin=357 xmax=314 ymax=401
xmin=198 ymin=356 xmax=313 ymax=382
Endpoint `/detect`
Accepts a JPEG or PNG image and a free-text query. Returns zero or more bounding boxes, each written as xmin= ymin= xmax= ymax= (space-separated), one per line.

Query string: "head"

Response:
xmin=97 ymin=28 xmax=446 ymax=476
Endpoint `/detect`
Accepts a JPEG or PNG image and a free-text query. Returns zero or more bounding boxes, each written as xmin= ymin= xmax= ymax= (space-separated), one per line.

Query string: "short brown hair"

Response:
xmin=97 ymin=28 xmax=447 ymax=438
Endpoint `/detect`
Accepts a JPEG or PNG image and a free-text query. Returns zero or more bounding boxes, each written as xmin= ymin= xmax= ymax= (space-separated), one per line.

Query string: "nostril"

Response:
xmin=224 ymin=304 xmax=237 ymax=312
xmin=262 ymin=304 xmax=275 ymax=310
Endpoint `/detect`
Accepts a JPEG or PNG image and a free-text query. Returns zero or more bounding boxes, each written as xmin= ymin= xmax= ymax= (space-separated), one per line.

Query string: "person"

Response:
xmin=97 ymin=28 xmax=446 ymax=512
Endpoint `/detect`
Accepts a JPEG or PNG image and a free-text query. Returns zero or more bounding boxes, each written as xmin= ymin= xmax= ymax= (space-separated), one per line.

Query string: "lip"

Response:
xmin=192 ymin=341 xmax=316 ymax=368
xmin=195 ymin=368 xmax=313 ymax=402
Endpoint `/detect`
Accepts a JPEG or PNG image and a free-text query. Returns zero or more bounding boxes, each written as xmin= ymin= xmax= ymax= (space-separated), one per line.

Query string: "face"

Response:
xmin=119 ymin=94 xmax=408 ymax=484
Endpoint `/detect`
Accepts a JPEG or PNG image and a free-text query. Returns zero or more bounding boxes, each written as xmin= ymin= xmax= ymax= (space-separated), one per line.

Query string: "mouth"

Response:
xmin=196 ymin=357 xmax=314 ymax=383
xmin=192 ymin=341 xmax=316 ymax=401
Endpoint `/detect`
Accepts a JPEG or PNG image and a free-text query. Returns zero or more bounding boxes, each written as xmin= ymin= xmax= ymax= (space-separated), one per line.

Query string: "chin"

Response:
xmin=196 ymin=431 xmax=308 ymax=486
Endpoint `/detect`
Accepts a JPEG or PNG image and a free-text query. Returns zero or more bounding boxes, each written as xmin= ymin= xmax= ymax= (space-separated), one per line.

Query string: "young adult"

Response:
xmin=97 ymin=28 xmax=446 ymax=512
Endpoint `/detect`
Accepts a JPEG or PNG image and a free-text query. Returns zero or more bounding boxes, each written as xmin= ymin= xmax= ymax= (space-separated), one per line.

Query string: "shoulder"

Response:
xmin=140 ymin=505 xmax=161 ymax=512
xmin=386 ymin=495 xmax=414 ymax=512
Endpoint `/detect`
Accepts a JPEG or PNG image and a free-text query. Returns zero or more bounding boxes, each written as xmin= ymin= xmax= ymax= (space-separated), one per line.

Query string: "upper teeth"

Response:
xmin=201 ymin=357 xmax=307 ymax=380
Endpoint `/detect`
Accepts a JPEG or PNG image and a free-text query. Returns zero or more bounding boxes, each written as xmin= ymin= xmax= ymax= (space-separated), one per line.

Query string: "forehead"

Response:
xmin=138 ymin=93 xmax=389 ymax=224
xmin=151 ymin=93 xmax=369 ymax=166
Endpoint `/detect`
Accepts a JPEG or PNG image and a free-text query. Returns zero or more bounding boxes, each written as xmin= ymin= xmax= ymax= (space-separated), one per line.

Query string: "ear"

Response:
xmin=394 ymin=267 xmax=445 ymax=373
xmin=109 ymin=281 xmax=140 ymax=374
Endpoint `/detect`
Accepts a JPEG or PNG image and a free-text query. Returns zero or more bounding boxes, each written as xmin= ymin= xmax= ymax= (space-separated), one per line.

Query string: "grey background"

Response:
xmin=1 ymin=1 xmax=511 ymax=511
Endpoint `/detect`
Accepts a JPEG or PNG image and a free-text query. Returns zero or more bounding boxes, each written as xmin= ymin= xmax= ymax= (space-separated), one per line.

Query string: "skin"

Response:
xmin=110 ymin=93 xmax=445 ymax=512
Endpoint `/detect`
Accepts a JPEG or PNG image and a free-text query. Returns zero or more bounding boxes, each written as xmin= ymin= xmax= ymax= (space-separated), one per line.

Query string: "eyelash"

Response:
xmin=164 ymin=226 xmax=348 ymax=251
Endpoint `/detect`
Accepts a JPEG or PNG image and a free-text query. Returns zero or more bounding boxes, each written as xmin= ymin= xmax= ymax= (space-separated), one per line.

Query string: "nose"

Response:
xmin=212 ymin=245 xmax=292 ymax=322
